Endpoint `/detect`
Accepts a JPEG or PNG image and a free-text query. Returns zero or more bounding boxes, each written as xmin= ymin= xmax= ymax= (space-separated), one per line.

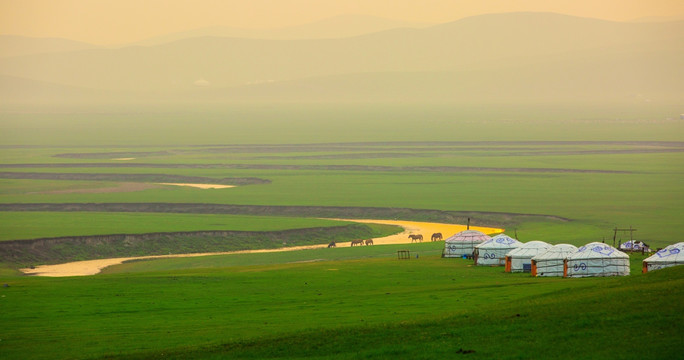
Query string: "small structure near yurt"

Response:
xmin=642 ymin=242 xmax=684 ymax=273
xmin=619 ymin=240 xmax=651 ymax=253
xmin=504 ymin=241 xmax=552 ymax=272
xmin=474 ymin=234 xmax=522 ymax=266
xmin=531 ymin=244 xmax=578 ymax=277
xmin=564 ymin=242 xmax=630 ymax=277
xmin=443 ymin=230 xmax=492 ymax=258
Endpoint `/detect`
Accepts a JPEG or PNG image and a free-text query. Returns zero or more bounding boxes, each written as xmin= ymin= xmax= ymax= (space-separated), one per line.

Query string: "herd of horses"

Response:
xmin=409 ymin=233 xmax=443 ymax=242
xmin=327 ymin=232 xmax=443 ymax=248
xmin=327 ymin=239 xmax=373 ymax=247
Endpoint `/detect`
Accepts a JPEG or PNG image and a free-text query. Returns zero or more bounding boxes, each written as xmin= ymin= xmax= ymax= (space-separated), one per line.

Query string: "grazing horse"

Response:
xmin=328 ymin=241 xmax=336 ymax=248
xmin=408 ymin=234 xmax=423 ymax=242
xmin=365 ymin=239 xmax=374 ymax=246
xmin=351 ymin=239 xmax=365 ymax=247
xmin=431 ymin=233 xmax=443 ymax=242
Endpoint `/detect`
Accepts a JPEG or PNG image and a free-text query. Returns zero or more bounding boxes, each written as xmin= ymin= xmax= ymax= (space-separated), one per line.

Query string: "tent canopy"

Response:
xmin=619 ymin=240 xmax=651 ymax=252
xmin=476 ymin=234 xmax=522 ymax=249
xmin=643 ymin=242 xmax=684 ymax=272
xmin=506 ymin=241 xmax=552 ymax=257
xmin=475 ymin=234 xmax=522 ymax=266
xmin=531 ymin=244 xmax=578 ymax=277
xmin=532 ymin=244 xmax=578 ymax=261
xmin=569 ymin=242 xmax=629 ymax=260
xmin=505 ymin=240 xmax=551 ymax=272
xmin=565 ymin=242 xmax=629 ymax=277
xmin=445 ymin=230 xmax=491 ymax=243
xmin=443 ymin=230 xmax=492 ymax=258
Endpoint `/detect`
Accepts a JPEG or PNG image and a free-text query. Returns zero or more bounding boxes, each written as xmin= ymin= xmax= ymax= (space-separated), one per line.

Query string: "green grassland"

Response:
xmin=0 ymin=104 xmax=682 ymax=359
xmin=0 ymin=243 xmax=681 ymax=359
xmin=1 ymin=103 xmax=682 ymax=146
xmin=0 ymin=143 xmax=680 ymax=248
xmin=0 ymin=212 xmax=357 ymax=241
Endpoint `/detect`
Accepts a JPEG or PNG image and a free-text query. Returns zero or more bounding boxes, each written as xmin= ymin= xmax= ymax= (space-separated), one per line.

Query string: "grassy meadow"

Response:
xmin=0 ymin=104 xmax=682 ymax=359
xmin=0 ymin=212 xmax=363 ymax=241
xmin=1 ymin=244 xmax=682 ymax=359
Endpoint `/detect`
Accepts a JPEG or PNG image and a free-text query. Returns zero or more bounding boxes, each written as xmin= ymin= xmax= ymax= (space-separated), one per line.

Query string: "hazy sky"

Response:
xmin=1 ymin=0 xmax=683 ymax=44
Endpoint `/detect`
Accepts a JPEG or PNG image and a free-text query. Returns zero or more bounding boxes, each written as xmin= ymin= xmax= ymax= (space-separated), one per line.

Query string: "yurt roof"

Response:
xmin=506 ymin=241 xmax=552 ymax=257
xmin=619 ymin=240 xmax=650 ymax=250
xmin=445 ymin=230 xmax=491 ymax=243
xmin=644 ymin=242 xmax=684 ymax=263
xmin=532 ymin=244 xmax=578 ymax=260
xmin=475 ymin=234 xmax=522 ymax=249
xmin=568 ymin=242 xmax=628 ymax=260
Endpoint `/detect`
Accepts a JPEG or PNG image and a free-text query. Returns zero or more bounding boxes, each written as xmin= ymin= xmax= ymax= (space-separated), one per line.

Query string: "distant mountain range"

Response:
xmin=1 ymin=12 xmax=682 ymax=105
xmin=0 ymin=35 xmax=98 ymax=58
xmin=132 ymin=14 xmax=431 ymax=45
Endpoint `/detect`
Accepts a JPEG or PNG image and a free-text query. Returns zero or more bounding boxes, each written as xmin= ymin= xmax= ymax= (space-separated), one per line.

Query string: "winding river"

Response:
xmin=20 ymin=219 xmax=503 ymax=277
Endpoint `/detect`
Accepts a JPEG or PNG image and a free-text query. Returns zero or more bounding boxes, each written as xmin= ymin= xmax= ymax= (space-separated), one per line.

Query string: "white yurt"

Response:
xmin=619 ymin=240 xmax=651 ymax=253
xmin=504 ymin=240 xmax=552 ymax=272
xmin=642 ymin=242 xmax=684 ymax=273
xmin=443 ymin=230 xmax=492 ymax=258
xmin=474 ymin=234 xmax=522 ymax=266
xmin=564 ymin=242 xmax=630 ymax=277
xmin=531 ymin=244 xmax=578 ymax=277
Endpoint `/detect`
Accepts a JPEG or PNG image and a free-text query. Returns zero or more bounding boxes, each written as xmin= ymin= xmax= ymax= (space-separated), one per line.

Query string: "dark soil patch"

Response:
xmin=0 ymin=224 xmax=382 ymax=265
xmin=29 ymin=182 xmax=160 ymax=194
xmin=53 ymin=150 xmax=172 ymax=159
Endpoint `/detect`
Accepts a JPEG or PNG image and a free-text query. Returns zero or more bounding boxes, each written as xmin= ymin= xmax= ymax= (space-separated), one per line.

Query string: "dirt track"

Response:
xmin=20 ymin=219 xmax=503 ymax=277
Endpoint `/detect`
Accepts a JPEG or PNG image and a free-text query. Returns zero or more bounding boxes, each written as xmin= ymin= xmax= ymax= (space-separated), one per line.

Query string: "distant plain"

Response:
xmin=1 ymin=105 xmax=681 ymax=250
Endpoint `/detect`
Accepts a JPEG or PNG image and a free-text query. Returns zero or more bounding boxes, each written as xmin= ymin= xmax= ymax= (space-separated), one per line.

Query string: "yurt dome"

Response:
xmin=474 ymin=234 xmax=522 ymax=266
xmin=565 ymin=242 xmax=630 ymax=277
xmin=619 ymin=240 xmax=651 ymax=253
xmin=443 ymin=230 xmax=492 ymax=258
xmin=504 ymin=241 xmax=552 ymax=272
xmin=531 ymin=244 xmax=578 ymax=277
xmin=643 ymin=242 xmax=684 ymax=273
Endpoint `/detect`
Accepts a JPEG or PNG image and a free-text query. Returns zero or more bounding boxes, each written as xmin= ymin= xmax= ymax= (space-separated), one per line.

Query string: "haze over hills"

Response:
xmin=133 ymin=14 xmax=431 ymax=46
xmin=0 ymin=12 xmax=681 ymax=105
xmin=0 ymin=35 xmax=98 ymax=58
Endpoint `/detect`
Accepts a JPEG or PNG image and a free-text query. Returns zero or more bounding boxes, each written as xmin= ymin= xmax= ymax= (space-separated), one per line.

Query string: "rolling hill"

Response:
xmin=0 ymin=12 xmax=681 ymax=105
xmin=132 ymin=14 xmax=430 ymax=45
xmin=0 ymin=35 xmax=98 ymax=58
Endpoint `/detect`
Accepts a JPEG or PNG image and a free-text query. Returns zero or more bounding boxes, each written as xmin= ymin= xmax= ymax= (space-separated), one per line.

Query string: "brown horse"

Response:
xmin=365 ymin=239 xmax=374 ymax=246
xmin=408 ymin=234 xmax=423 ymax=242
xmin=431 ymin=233 xmax=443 ymax=242
xmin=351 ymin=239 xmax=364 ymax=247
xmin=328 ymin=241 xmax=336 ymax=248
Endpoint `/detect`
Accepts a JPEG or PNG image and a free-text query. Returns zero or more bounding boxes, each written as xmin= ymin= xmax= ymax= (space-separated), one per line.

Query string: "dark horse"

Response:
xmin=328 ymin=241 xmax=336 ymax=248
xmin=408 ymin=234 xmax=423 ymax=242
xmin=351 ymin=239 xmax=365 ymax=246
xmin=365 ymin=239 xmax=374 ymax=246
xmin=431 ymin=233 xmax=443 ymax=242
